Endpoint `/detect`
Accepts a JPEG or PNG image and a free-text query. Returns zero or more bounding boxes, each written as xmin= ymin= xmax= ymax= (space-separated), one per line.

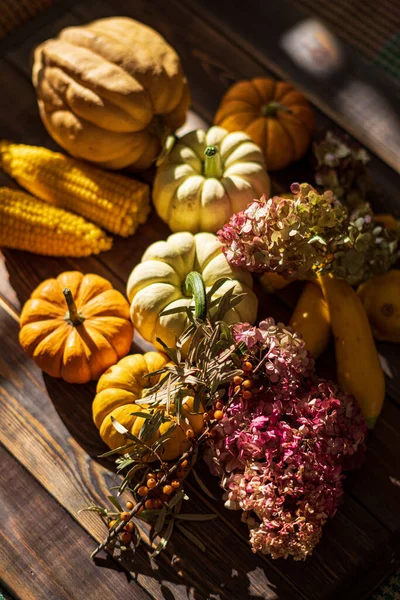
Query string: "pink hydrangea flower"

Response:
xmin=207 ymin=320 xmax=367 ymax=560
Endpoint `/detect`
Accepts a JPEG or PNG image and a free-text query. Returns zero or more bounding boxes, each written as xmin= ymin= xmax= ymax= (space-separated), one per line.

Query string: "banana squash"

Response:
xmin=319 ymin=274 xmax=385 ymax=428
xmin=289 ymin=281 xmax=331 ymax=358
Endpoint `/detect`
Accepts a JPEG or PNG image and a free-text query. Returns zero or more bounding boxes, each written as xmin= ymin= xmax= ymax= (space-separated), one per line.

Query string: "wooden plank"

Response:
xmin=0 ymin=2 xmax=399 ymax=597
xmin=0 ymin=303 xmax=397 ymax=599
xmin=0 ymin=445 xmax=152 ymax=600
xmin=184 ymin=0 xmax=400 ymax=175
xmin=0 ymin=306 xmax=300 ymax=600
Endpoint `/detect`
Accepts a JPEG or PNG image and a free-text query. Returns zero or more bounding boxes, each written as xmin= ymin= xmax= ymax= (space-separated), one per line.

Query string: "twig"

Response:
xmin=90 ymin=429 xmax=210 ymax=559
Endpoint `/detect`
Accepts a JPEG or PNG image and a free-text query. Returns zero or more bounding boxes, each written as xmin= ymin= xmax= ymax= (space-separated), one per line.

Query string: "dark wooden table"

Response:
xmin=1 ymin=1 xmax=400 ymax=599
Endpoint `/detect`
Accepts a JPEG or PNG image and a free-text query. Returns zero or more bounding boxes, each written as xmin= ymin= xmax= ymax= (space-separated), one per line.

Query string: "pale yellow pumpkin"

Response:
xmin=32 ymin=17 xmax=190 ymax=170
xmin=126 ymin=231 xmax=258 ymax=349
xmin=153 ymin=126 xmax=270 ymax=232
xmin=93 ymin=351 xmax=204 ymax=460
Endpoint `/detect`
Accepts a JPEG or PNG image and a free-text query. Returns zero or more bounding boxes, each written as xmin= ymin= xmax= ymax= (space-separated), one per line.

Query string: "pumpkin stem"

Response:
xmin=260 ymin=101 xmax=292 ymax=117
xmin=63 ymin=288 xmax=85 ymax=326
xmin=204 ymin=145 xmax=223 ymax=178
xmin=183 ymin=272 xmax=207 ymax=320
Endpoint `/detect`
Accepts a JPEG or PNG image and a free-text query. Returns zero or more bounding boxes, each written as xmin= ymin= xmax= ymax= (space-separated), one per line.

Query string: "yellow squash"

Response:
xmin=289 ymin=281 xmax=330 ymax=358
xmin=358 ymin=270 xmax=400 ymax=342
xmin=319 ymin=274 xmax=385 ymax=428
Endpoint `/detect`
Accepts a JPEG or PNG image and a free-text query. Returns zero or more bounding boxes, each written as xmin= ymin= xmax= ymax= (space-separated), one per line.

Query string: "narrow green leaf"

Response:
xmin=130 ymin=411 xmax=152 ymax=420
xmin=108 ymin=495 xmax=123 ymax=512
xmin=98 ymin=442 xmax=135 ymax=457
xmin=79 ymin=505 xmax=108 ymax=516
xmin=175 ymin=513 xmax=217 ymax=521
xmin=192 ymin=469 xmax=216 ymax=500
xmin=167 ymin=489 xmax=186 ymax=509
xmin=150 ymin=518 xmax=174 ymax=558
xmin=176 ymin=523 xmax=206 ymax=552
xmin=206 ymin=277 xmax=231 ymax=301
xmin=154 ymin=506 xmax=168 ymax=535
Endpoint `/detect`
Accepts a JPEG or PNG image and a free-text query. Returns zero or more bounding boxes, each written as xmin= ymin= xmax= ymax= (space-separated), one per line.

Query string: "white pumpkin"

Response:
xmin=152 ymin=126 xmax=270 ymax=233
xmin=127 ymin=231 xmax=258 ymax=349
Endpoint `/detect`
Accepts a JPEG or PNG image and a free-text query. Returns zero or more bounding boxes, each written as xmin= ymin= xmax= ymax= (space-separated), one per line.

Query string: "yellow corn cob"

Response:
xmin=0 ymin=141 xmax=150 ymax=237
xmin=0 ymin=187 xmax=112 ymax=257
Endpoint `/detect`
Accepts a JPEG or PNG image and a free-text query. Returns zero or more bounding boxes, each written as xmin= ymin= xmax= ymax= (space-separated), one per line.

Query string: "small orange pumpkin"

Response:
xmin=19 ymin=271 xmax=133 ymax=383
xmin=214 ymin=77 xmax=315 ymax=171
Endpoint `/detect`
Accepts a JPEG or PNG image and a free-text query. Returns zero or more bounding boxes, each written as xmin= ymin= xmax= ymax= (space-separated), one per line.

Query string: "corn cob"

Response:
xmin=0 ymin=141 xmax=150 ymax=237
xmin=0 ymin=187 xmax=112 ymax=256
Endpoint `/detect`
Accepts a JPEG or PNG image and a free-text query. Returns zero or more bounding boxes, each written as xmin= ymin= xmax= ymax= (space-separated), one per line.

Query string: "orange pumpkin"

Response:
xmin=19 ymin=271 xmax=133 ymax=383
xmin=214 ymin=77 xmax=315 ymax=171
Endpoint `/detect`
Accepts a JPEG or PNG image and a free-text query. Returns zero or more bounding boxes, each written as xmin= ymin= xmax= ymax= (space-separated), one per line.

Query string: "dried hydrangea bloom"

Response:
xmin=218 ymin=183 xmax=346 ymax=279
xmin=313 ymin=130 xmax=370 ymax=208
xmin=218 ymin=182 xmax=398 ymax=285
xmin=207 ymin=320 xmax=367 ymax=560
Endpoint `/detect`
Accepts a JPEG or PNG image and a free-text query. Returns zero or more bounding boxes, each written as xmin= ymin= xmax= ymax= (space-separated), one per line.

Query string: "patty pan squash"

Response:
xmin=93 ymin=351 xmax=204 ymax=460
xmin=19 ymin=271 xmax=133 ymax=383
xmin=32 ymin=17 xmax=190 ymax=170
xmin=153 ymin=126 xmax=270 ymax=232
xmin=127 ymin=231 xmax=258 ymax=349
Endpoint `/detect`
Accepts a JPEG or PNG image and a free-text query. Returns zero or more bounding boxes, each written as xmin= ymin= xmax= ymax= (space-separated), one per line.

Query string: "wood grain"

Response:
xmin=0 ymin=306 xmax=300 ymax=600
xmin=0 ymin=0 xmax=399 ymax=598
xmin=0 ymin=445 xmax=152 ymax=600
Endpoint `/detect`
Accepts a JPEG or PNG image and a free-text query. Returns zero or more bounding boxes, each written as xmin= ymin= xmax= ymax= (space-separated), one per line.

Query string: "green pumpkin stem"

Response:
xmin=260 ymin=101 xmax=292 ymax=117
xmin=204 ymin=145 xmax=223 ymax=178
xmin=183 ymin=272 xmax=207 ymax=320
xmin=63 ymin=288 xmax=85 ymax=326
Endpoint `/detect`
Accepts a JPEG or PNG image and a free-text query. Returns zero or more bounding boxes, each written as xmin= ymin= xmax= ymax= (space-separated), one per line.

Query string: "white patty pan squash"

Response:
xmin=126 ymin=231 xmax=258 ymax=349
xmin=152 ymin=126 xmax=270 ymax=233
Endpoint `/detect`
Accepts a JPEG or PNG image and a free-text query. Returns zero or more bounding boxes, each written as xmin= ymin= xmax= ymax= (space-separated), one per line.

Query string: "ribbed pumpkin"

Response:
xmin=32 ymin=17 xmax=190 ymax=170
xmin=92 ymin=351 xmax=204 ymax=459
xmin=214 ymin=78 xmax=315 ymax=171
xmin=153 ymin=126 xmax=270 ymax=232
xmin=127 ymin=231 xmax=258 ymax=349
xmin=19 ymin=271 xmax=133 ymax=383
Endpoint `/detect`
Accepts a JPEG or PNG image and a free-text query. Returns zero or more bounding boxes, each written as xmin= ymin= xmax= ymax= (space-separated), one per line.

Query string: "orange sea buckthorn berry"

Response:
xmin=242 ymin=379 xmax=252 ymax=389
xmin=181 ymin=460 xmax=188 ymax=468
xmin=120 ymin=531 xmax=132 ymax=544
xmin=125 ymin=501 xmax=134 ymax=510
xmin=147 ymin=473 xmax=156 ymax=480
xmin=120 ymin=511 xmax=131 ymax=522
xmin=215 ymin=401 xmax=223 ymax=410
xmin=138 ymin=486 xmax=149 ymax=497
xmin=163 ymin=485 xmax=174 ymax=495
xmin=233 ymin=376 xmax=243 ymax=386
xmin=108 ymin=519 xmax=117 ymax=529
xmin=124 ymin=522 xmax=135 ymax=533
xmin=153 ymin=499 xmax=163 ymax=509
xmin=234 ymin=385 xmax=241 ymax=394
xmin=145 ymin=499 xmax=154 ymax=510
xmin=214 ymin=410 xmax=224 ymax=420
xmin=171 ymin=480 xmax=181 ymax=489
xmin=147 ymin=478 xmax=157 ymax=489
xmin=243 ymin=361 xmax=253 ymax=371
xmin=186 ymin=428 xmax=194 ymax=439
xmin=242 ymin=390 xmax=253 ymax=400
